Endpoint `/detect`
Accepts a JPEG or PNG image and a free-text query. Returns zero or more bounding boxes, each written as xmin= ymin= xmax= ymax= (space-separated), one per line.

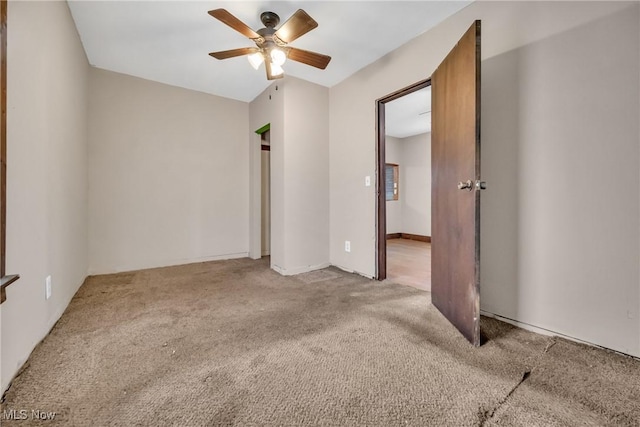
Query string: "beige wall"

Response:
xmin=385 ymin=133 xmax=431 ymax=237
xmin=88 ymin=69 xmax=250 ymax=274
xmin=250 ymin=77 xmax=330 ymax=274
xmin=401 ymin=132 xmax=431 ymax=237
xmin=480 ymin=3 xmax=639 ymax=356
xmin=330 ymin=1 xmax=640 ymax=356
xmin=2 ymin=1 xmax=89 ymax=391
xmin=281 ymin=77 xmax=330 ymax=274
xmin=249 ymin=83 xmax=284 ymax=264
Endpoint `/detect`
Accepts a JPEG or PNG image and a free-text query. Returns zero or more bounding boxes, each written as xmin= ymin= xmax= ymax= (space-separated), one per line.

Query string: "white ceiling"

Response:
xmin=67 ymin=1 xmax=471 ymax=103
xmin=385 ymin=86 xmax=431 ymax=139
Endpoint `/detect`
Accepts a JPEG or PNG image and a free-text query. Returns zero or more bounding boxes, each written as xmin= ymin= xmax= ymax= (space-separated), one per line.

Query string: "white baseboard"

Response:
xmin=332 ymin=263 xmax=375 ymax=279
xmin=272 ymin=262 xmax=331 ymax=276
xmin=89 ymin=252 xmax=249 ymax=276
xmin=480 ymin=310 xmax=640 ymax=360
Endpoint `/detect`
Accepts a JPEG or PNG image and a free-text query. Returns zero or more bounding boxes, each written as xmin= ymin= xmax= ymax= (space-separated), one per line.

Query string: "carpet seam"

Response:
xmin=478 ymin=336 xmax=557 ymax=426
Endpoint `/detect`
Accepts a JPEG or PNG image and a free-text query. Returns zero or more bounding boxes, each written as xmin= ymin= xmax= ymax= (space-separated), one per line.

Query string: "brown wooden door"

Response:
xmin=431 ymin=21 xmax=481 ymax=346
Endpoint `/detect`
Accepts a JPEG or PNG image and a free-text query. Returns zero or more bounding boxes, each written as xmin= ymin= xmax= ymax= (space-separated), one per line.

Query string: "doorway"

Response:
xmin=260 ymin=129 xmax=271 ymax=257
xmin=383 ymin=86 xmax=432 ymax=291
xmin=376 ymin=79 xmax=431 ymax=284
xmin=377 ymin=22 xmax=482 ymax=346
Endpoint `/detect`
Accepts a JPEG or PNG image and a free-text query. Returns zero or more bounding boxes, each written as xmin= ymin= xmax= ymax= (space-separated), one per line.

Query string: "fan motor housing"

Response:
xmin=260 ymin=11 xmax=280 ymax=28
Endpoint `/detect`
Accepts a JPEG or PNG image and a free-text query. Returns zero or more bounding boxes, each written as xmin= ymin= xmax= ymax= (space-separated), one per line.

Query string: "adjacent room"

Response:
xmin=384 ymin=86 xmax=432 ymax=292
xmin=1 ymin=1 xmax=639 ymax=425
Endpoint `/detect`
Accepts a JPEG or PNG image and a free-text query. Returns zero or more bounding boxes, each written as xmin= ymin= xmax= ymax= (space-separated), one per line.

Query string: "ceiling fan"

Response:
xmin=208 ymin=8 xmax=331 ymax=80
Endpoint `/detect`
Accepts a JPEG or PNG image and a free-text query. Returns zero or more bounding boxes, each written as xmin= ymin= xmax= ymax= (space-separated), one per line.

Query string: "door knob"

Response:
xmin=458 ymin=180 xmax=473 ymax=191
xmin=475 ymin=180 xmax=487 ymax=190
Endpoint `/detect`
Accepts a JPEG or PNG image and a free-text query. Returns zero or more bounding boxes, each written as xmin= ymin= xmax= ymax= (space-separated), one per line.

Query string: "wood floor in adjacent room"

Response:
xmin=386 ymin=238 xmax=431 ymax=292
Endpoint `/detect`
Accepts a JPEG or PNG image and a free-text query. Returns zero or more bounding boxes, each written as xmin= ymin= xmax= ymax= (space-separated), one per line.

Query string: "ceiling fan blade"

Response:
xmin=208 ymin=9 xmax=261 ymax=40
xmin=209 ymin=47 xmax=259 ymax=60
xmin=274 ymin=9 xmax=318 ymax=44
xmin=265 ymin=60 xmax=284 ymax=81
xmin=287 ymin=47 xmax=331 ymax=70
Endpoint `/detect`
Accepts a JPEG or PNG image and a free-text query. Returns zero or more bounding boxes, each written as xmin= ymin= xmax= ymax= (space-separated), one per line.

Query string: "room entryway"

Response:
xmin=260 ymin=129 xmax=271 ymax=257
xmin=376 ymin=21 xmax=483 ymax=346
xmin=383 ymin=85 xmax=432 ymax=291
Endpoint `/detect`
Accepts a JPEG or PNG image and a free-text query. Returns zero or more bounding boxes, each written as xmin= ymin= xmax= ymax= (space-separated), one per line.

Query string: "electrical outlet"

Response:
xmin=345 ymin=241 xmax=351 ymax=253
xmin=45 ymin=275 xmax=52 ymax=300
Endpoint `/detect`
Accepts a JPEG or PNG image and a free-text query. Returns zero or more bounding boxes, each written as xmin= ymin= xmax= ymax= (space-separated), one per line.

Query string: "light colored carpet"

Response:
xmin=1 ymin=257 xmax=639 ymax=426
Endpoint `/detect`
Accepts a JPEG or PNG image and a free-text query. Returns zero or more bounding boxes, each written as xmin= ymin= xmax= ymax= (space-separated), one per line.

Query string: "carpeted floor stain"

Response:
xmin=1 ymin=257 xmax=639 ymax=426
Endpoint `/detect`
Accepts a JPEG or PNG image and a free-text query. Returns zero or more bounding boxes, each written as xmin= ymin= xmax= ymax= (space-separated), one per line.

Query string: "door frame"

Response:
xmin=260 ymin=129 xmax=271 ymax=257
xmin=250 ymin=123 xmax=271 ymax=260
xmin=375 ymin=78 xmax=431 ymax=280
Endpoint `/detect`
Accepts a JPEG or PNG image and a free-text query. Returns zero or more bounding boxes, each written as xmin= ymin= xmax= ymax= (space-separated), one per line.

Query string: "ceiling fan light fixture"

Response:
xmin=270 ymin=48 xmax=287 ymax=67
xmin=271 ymin=62 xmax=284 ymax=77
xmin=248 ymin=52 xmax=264 ymax=70
xmin=209 ymin=9 xmax=331 ymax=80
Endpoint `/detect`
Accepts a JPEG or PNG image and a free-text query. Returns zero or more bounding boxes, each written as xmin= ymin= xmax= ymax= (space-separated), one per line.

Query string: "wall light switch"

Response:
xmin=45 ymin=275 xmax=52 ymax=300
xmin=345 ymin=241 xmax=351 ymax=253
xmin=365 ymin=176 xmax=371 ymax=187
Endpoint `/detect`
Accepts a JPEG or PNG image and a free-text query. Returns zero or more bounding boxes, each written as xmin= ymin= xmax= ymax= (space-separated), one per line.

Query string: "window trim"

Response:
xmin=385 ymin=163 xmax=399 ymax=201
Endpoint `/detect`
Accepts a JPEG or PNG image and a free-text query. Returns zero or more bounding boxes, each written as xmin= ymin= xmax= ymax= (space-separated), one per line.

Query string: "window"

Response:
xmin=385 ymin=163 xmax=399 ymax=201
